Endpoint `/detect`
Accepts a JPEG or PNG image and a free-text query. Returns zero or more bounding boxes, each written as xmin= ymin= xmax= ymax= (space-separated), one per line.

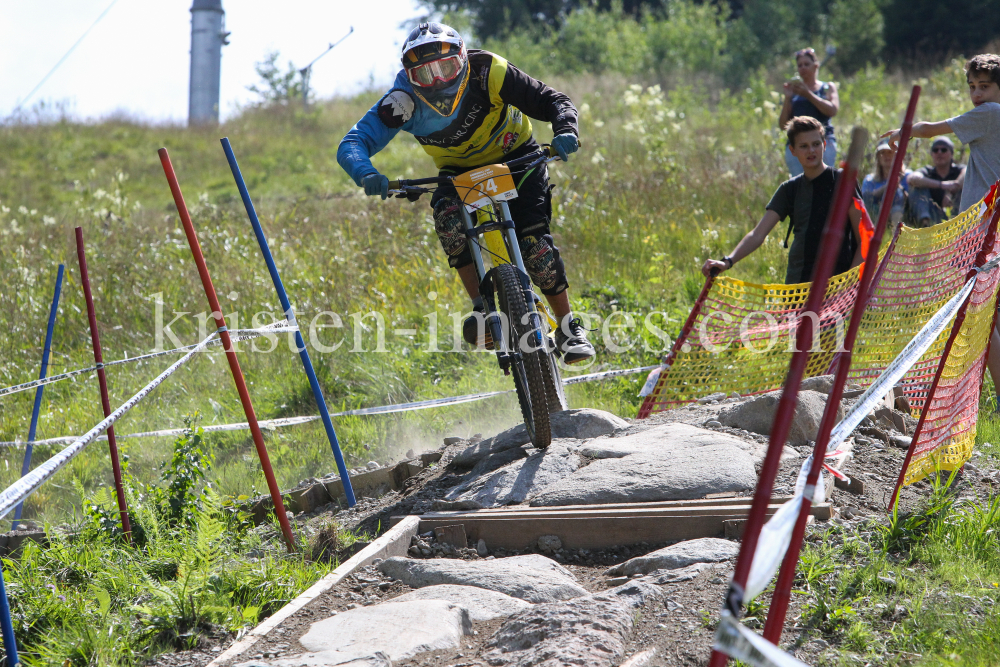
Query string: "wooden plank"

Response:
xmin=418 ymin=503 xmax=788 ymax=522
xmin=444 ymin=495 xmax=774 ymax=515
xmin=417 ymin=504 xmax=830 ymax=550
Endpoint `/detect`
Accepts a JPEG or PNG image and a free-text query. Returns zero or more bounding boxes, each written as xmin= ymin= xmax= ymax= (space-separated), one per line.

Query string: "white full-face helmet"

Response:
xmin=401 ymin=22 xmax=468 ymax=92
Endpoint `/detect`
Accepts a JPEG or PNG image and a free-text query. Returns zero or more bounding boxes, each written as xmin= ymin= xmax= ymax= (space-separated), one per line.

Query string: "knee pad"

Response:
xmin=433 ymin=198 xmax=468 ymax=260
xmin=520 ymin=234 xmax=568 ymax=296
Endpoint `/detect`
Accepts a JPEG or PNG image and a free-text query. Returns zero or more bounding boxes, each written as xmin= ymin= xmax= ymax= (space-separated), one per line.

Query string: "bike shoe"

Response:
xmin=554 ymin=317 xmax=596 ymax=364
xmin=463 ymin=307 xmax=495 ymax=350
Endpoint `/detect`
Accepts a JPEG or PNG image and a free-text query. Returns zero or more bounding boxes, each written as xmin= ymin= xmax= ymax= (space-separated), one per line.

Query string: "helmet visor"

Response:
xmin=407 ymin=55 xmax=464 ymax=87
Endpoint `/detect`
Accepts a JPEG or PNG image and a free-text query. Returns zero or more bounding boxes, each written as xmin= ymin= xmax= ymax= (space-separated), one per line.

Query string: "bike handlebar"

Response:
xmin=387 ymin=145 xmax=564 ymax=191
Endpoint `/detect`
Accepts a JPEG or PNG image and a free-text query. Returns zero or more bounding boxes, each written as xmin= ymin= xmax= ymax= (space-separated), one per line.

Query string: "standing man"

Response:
xmin=337 ymin=22 xmax=594 ymax=364
xmin=906 ymin=137 xmax=965 ymax=227
xmin=702 ymin=116 xmax=862 ymax=283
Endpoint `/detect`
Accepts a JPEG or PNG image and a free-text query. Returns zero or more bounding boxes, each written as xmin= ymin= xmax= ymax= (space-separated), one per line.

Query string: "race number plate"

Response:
xmin=453 ymin=164 xmax=518 ymax=212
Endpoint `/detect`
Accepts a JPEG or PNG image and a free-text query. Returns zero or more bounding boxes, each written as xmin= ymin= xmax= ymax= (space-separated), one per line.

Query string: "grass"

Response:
xmin=787 ymin=460 xmax=1000 ymax=666
xmin=4 ymin=420 xmax=358 ymax=667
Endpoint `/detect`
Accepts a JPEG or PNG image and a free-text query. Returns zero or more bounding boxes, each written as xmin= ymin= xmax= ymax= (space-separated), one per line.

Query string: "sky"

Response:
xmin=1 ymin=0 xmax=425 ymax=123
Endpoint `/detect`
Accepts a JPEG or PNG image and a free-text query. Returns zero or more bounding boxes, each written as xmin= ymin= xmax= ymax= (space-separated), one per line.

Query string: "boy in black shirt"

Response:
xmin=905 ymin=137 xmax=965 ymax=227
xmin=702 ymin=116 xmax=862 ymax=283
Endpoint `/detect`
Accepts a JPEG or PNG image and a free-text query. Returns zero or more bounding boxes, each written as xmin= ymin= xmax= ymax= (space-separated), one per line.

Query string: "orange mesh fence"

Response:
xmin=639 ymin=188 xmax=1000 ymax=489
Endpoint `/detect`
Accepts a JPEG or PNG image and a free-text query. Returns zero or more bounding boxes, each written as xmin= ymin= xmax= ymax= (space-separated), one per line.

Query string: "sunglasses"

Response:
xmin=931 ymin=147 xmax=952 ymax=153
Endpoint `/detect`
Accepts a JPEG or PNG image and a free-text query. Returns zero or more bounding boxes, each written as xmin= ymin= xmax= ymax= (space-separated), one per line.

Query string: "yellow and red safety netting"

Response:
xmin=639 ymin=188 xmax=1000 ymax=486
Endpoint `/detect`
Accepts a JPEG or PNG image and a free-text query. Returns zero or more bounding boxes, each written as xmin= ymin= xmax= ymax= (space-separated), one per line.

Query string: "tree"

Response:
xmin=881 ymin=0 xmax=1000 ymax=65
xmin=828 ymin=0 xmax=884 ymax=74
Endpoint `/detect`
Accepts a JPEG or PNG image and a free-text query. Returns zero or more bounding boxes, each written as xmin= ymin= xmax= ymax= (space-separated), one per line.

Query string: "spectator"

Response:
xmin=905 ymin=137 xmax=965 ymax=227
xmin=884 ymin=53 xmax=1000 ymax=406
xmin=884 ymin=54 xmax=1000 ymax=214
xmin=702 ymin=116 xmax=862 ymax=284
xmin=861 ymin=139 xmax=909 ymax=229
xmin=778 ymin=48 xmax=840 ymax=177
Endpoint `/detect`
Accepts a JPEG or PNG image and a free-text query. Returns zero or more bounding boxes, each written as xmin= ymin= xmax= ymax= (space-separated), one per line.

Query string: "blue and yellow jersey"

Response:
xmin=337 ymin=50 xmax=579 ymax=185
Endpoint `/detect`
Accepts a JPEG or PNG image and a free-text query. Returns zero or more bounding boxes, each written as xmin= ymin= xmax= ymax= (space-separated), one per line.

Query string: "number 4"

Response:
xmin=484 ymin=178 xmax=498 ymax=193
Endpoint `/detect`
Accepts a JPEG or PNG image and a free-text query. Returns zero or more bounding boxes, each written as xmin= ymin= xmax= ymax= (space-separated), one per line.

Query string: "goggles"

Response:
xmin=407 ymin=55 xmax=464 ymax=87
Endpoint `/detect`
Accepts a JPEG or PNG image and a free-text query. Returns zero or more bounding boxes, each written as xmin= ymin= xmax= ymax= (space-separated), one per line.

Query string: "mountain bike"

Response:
xmin=387 ymin=146 xmax=568 ymax=448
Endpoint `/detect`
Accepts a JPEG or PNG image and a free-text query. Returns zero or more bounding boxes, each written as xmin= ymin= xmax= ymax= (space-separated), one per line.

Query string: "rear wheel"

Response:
xmin=495 ymin=264 xmax=552 ymax=448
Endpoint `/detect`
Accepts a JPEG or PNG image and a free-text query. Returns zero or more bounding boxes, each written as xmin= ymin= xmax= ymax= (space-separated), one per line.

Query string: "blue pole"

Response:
xmin=13 ymin=264 xmax=64 ymax=530
xmin=0 ymin=562 xmax=18 ymax=667
xmin=220 ymin=138 xmax=357 ymax=507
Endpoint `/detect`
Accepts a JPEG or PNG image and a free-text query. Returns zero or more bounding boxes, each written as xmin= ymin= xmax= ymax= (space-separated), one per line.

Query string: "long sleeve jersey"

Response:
xmin=337 ymin=50 xmax=578 ymax=185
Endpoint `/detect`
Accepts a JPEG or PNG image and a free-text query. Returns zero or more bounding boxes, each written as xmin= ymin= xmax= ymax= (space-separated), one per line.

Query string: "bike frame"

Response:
xmin=386 ymin=147 xmax=562 ymax=370
xmin=462 ymin=199 xmax=552 ymax=373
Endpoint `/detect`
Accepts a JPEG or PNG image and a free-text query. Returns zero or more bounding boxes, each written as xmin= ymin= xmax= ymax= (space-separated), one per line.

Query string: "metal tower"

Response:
xmin=188 ymin=0 xmax=229 ymax=126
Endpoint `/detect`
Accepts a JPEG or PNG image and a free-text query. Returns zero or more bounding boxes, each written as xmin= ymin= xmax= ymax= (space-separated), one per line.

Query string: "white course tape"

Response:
xmin=714 ymin=611 xmax=811 ymax=667
xmin=826 ymin=273 xmax=977 ymax=452
xmin=638 ymin=365 xmax=663 ymax=397
xmin=562 ymin=364 xmax=658 ymax=385
xmin=0 ymin=331 xmax=220 ymax=520
xmin=744 ymin=456 xmax=826 ymax=602
xmin=0 ymin=323 xmax=298 ymax=400
xmin=0 ymin=363 xmax=656 ymax=446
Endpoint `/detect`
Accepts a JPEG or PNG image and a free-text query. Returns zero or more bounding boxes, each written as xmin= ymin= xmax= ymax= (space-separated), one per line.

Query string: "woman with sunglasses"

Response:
xmin=337 ymin=22 xmax=595 ymax=364
xmin=778 ymin=48 xmax=840 ymax=176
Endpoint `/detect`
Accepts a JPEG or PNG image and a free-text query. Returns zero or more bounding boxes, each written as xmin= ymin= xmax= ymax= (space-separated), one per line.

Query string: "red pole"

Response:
xmin=637 ymin=275 xmax=715 ymax=419
xmin=762 ymin=86 xmax=921 ymax=643
xmin=157 ymin=148 xmax=296 ymax=552
xmin=75 ymin=227 xmax=132 ymax=544
xmin=707 ymin=127 xmax=868 ymax=667
xmin=888 ymin=195 xmax=1000 ymax=510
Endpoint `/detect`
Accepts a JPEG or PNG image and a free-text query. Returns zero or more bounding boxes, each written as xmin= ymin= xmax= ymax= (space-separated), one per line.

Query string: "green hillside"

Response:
xmin=0 ymin=59 xmax=977 ymax=521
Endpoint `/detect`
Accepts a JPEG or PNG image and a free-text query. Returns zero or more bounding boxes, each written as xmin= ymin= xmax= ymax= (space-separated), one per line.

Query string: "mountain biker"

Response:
xmin=337 ymin=22 xmax=595 ymax=364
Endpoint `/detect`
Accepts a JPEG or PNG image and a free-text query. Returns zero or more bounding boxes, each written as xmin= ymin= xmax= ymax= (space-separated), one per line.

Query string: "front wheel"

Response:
xmin=495 ymin=264 xmax=552 ymax=448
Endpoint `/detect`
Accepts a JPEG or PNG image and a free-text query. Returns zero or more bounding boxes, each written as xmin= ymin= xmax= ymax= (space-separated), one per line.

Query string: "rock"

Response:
xmin=890 ymin=435 xmax=912 ymax=449
xmin=443 ymin=436 xmax=464 ymax=445
xmin=451 ymin=425 xmax=530 ymax=468
xmin=595 ymin=579 xmax=663 ymax=608
xmin=638 ymin=562 xmax=710 ymax=584
xmin=445 ymin=443 xmax=581 ymax=507
xmin=605 ymin=538 xmax=739 ymax=577
xmin=477 ymin=538 xmax=488 ymax=557
xmin=537 ymin=535 xmax=562 ymax=553
xmin=529 ymin=426 xmax=755 ymax=506
xmin=697 ymin=392 xmax=727 ymax=404
xmin=705 ymin=420 xmax=723 ymax=428
xmin=800 ymin=375 xmax=835 ymax=394
xmin=293 ymin=600 xmax=470 ymax=663
xmin=390 ymin=584 xmax=531 ymax=621
xmin=377 ymin=555 xmax=587 ymax=603
xmin=548 ymin=408 xmax=629 ymax=439
xmin=451 ymin=409 xmax=625 ymax=467
xmin=718 ymin=390 xmax=842 ymax=446
xmin=483 ymin=581 xmax=660 ymax=667
xmin=431 ymin=499 xmax=484 ymax=511
xmin=405 ymin=449 xmax=415 ymax=459
xmin=420 ymin=451 xmax=443 ymax=465
xmin=579 ymin=423 xmax=757 ymax=460
xmin=469 ymin=445 xmax=529 ymax=476
xmin=366 ymin=461 xmax=379 ymax=470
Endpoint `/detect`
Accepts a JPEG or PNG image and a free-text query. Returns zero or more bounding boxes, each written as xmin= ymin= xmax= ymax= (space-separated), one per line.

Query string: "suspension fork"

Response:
xmin=463 ymin=206 xmax=509 ymax=364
